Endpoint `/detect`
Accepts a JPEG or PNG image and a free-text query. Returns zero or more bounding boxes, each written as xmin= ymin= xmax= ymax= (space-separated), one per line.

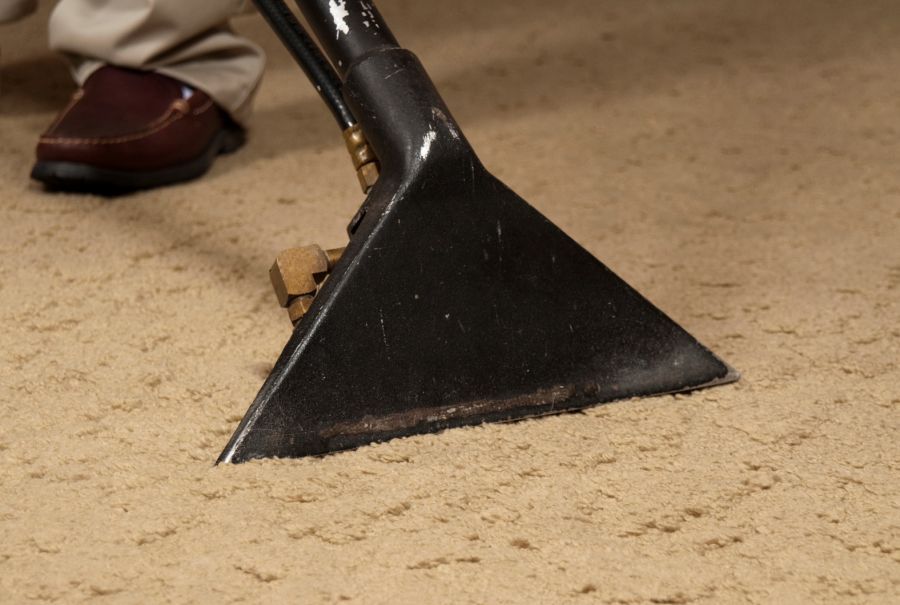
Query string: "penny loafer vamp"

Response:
xmin=33 ymin=66 xmax=244 ymax=190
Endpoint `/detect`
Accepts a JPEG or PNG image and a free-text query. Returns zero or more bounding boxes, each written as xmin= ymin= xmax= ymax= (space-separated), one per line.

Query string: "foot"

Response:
xmin=32 ymin=65 xmax=245 ymax=194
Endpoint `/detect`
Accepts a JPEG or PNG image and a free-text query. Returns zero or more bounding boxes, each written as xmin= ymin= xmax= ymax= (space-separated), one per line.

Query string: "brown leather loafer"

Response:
xmin=32 ymin=65 xmax=245 ymax=193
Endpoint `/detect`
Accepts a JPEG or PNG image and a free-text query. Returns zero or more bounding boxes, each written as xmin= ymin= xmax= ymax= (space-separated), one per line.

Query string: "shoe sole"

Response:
xmin=30 ymin=126 xmax=245 ymax=194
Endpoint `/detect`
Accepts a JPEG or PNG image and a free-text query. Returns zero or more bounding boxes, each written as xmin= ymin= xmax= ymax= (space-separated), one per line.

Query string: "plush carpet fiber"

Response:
xmin=1 ymin=1 xmax=897 ymax=602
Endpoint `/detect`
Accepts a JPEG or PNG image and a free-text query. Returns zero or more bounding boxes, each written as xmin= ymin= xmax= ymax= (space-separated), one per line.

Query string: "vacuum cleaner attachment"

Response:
xmin=218 ymin=0 xmax=738 ymax=463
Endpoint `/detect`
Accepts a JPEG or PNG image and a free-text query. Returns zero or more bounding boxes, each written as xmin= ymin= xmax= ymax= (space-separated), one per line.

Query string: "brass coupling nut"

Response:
xmin=343 ymin=124 xmax=380 ymax=193
xmin=269 ymin=245 xmax=345 ymax=325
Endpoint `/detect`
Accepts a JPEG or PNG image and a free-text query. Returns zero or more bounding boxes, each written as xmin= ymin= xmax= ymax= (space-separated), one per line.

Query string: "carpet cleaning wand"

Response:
xmin=218 ymin=0 xmax=738 ymax=463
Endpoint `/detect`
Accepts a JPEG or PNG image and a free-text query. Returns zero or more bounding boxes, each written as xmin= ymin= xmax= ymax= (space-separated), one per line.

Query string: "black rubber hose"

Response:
xmin=252 ymin=0 xmax=357 ymax=130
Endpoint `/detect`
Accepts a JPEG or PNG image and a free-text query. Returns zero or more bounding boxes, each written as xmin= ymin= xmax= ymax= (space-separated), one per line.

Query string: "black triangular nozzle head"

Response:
xmin=218 ymin=49 xmax=737 ymax=464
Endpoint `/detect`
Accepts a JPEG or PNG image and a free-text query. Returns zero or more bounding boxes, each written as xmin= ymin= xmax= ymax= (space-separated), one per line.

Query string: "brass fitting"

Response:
xmin=287 ymin=295 xmax=316 ymax=324
xmin=270 ymin=245 xmax=345 ymax=324
xmin=343 ymin=124 xmax=380 ymax=193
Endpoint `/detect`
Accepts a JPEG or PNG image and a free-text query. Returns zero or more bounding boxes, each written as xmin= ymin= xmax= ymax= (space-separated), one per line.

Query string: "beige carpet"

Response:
xmin=1 ymin=1 xmax=897 ymax=603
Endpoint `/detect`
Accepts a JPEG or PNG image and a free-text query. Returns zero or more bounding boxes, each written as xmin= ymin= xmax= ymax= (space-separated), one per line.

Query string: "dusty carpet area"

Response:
xmin=1 ymin=1 xmax=898 ymax=603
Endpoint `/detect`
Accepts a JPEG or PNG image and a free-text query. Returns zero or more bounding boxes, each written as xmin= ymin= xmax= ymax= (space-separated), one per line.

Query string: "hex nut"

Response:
xmin=269 ymin=246 xmax=329 ymax=308
xmin=288 ymin=294 xmax=316 ymax=324
xmin=325 ymin=247 xmax=345 ymax=269
xmin=357 ymin=162 xmax=380 ymax=193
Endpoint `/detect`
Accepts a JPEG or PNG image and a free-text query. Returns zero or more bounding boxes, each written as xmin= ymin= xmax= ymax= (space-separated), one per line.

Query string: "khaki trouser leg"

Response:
xmin=48 ymin=0 xmax=265 ymax=125
xmin=0 ymin=0 xmax=37 ymax=23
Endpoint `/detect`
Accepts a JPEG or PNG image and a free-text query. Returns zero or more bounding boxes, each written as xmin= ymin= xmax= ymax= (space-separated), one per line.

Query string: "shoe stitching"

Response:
xmin=38 ymin=103 xmax=188 ymax=146
xmin=191 ymin=98 xmax=214 ymax=116
xmin=43 ymin=89 xmax=85 ymax=135
xmin=39 ymin=96 xmax=218 ymax=146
